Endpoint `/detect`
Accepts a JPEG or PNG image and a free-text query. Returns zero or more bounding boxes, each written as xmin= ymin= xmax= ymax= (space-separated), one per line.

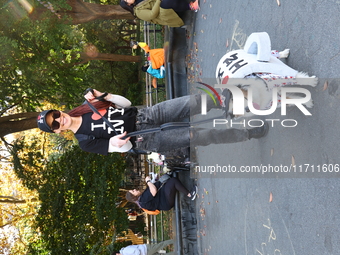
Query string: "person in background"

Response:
xmin=141 ymin=64 xmax=165 ymax=79
xmin=120 ymin=0 xmax=199 ymax=27
xmin=126 ymin=175 xmax=198 ymax=212
xmin=113 ymin=239 xmax=175 ymax=255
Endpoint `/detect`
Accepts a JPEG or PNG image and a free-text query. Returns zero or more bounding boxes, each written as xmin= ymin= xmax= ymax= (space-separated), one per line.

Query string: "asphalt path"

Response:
xmin=184 ymin=1 xmax=340 ymax=254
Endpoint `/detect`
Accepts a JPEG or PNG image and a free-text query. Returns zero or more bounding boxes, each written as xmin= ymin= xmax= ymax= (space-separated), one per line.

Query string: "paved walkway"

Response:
xmin=185 ymin=1 xmax=340 ymax=255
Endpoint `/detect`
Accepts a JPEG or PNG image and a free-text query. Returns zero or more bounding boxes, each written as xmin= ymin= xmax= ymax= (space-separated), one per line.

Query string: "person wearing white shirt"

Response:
xmin=113 ymin=239 xmax=174 ymax=255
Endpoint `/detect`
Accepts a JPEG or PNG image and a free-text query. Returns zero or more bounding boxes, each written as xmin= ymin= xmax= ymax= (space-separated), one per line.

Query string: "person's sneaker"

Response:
xmin=248 ymin=122 xmax=269 ymax=139
xmin=189 ymin=0 xmax=200 ymax=11
xmin=189 ymin=185 xmax=198 ymax=200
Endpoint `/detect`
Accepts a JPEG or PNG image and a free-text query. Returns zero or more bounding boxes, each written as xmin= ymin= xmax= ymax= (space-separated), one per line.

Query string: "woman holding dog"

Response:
xmin=119 ymin=0 xmax=199 ymax=27
xmin=126 ymin=175 xmax=197 ymax=212
xmin=37 ymin=89 xmax=269 ymax=156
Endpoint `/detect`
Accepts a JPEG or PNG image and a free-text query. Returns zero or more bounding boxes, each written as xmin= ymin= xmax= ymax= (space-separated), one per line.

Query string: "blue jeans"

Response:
xmin=135 ymin=95 xmax=249 ymax=154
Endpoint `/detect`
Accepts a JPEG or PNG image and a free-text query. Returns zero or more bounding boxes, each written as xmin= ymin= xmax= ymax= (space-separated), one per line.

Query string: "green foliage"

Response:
xmin=10 ymin=138 xmax=46 ymax=190
xmin=78 ymin=19 xmax=143 ymax=104
xmin=12 ymin=141 xmax=129 ymax=255
xmin=0 ymin=0 xmax=143 ymax=113
xmin=0 ymin=3 xmax=87 ymax=111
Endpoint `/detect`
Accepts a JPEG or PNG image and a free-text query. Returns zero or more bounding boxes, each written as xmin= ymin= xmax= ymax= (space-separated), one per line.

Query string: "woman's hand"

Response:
xmin=84 ymin=89 xmax=109 ymax=102
xmin=145 ymin=176 xmax=157 ymax=196
xmin=109 ymin=132 xmax=130 ymax=148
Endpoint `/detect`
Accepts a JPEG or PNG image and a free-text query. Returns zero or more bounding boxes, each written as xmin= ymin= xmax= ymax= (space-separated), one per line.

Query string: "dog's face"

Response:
xmin=147 ymin=152 xmax=163 ymax=164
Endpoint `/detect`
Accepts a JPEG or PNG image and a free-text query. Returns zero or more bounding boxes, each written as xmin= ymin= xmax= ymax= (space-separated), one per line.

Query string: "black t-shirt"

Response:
xmin=75 ymin=106 xmax=138 ymax=155
xmin=139 ymin=182 xmax=169 ymax=211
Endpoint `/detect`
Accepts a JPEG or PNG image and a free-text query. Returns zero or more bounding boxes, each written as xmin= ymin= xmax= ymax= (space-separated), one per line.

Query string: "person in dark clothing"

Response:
xmin=119 ymin=0 xmax=199 ymax=27
xmin=126 ymin=175 xmax=197 ymax=211
xmin=37 ymin=89 xmax=269 ymax=156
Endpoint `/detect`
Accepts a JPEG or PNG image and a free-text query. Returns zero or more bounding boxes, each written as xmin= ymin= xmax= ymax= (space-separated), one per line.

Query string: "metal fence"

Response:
xmin=142 ymin=21 xmax=170 ymax=246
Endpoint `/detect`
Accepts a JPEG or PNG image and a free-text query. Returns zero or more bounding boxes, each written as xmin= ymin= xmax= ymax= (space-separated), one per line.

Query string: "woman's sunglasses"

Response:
xmin=50 ymin=110 xmax=61 ymax=130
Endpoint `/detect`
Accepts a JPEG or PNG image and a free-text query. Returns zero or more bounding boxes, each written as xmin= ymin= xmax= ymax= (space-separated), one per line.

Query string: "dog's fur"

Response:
xmin=224 ymin=49 xmax=318 ymax=118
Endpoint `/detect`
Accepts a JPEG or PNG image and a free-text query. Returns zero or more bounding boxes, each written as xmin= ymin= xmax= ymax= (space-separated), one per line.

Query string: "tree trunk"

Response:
xmin=0 ymin=113 xmax=39 ymax=137
xmin=0 ymin=195 xmax=39 ymax=204
xmin=79 ymin=52 xmax=141 ymax=62
xmin=29 ymin=0 xmax=134 ymax=24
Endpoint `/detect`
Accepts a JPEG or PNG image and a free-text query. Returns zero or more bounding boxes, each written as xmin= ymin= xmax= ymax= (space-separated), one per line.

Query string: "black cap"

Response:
xmin=37 ymin=110 xmax=54 ymax=133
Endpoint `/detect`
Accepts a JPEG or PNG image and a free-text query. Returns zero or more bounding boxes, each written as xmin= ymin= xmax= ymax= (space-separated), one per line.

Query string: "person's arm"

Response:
xmin=145 ymin=176 xmax=157 ymax=196
xmin=104 ymin=93 xmax=131 ymax=108
xmin=135 ymin=0 xmax=161 ymax=21
xmin=108 ymin=132 xmax=132 ymax=152
xmin=84 ymin=89 xmax=131 ymax=108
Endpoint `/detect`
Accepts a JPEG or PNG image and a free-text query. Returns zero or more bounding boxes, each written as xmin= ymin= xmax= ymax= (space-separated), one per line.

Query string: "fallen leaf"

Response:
xmin=292 ymin=155 xmax=296 ymax=166
xmin=276 ymin=0 xmax=280 ymax=6
xmin=269 ymin=192 xmax=273 ymax=202
xmin=270 ymin=148 xmax=274 ymax=156
xmin=323 ymin=80 xmax=328 ymax=91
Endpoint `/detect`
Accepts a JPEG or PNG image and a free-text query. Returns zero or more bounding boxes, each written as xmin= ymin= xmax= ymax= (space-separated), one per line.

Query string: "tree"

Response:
xmin=29 ymin=0 xmax=134 ymax=24
xmin=79 ymin=51 xmax=141 ymax=63
xmin=0 ymin=113 xmax=39 ymax=138
xmin=0 ymin=161 xmax=41 ymax=255
xmin=0 ymin=3 xmax=90 ymax=112
xmin=11 ymin=139 xmax=129 ymax=254
xmin=0 ymin=5 xmax=142 ymax=138
xmin=0 ymin=0 xmax=141 ymax=111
